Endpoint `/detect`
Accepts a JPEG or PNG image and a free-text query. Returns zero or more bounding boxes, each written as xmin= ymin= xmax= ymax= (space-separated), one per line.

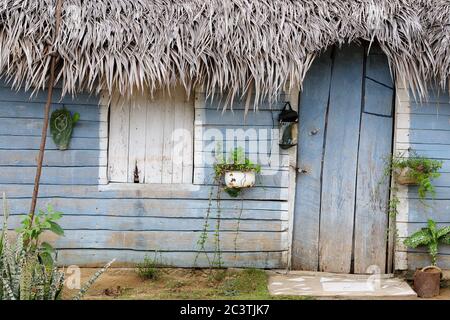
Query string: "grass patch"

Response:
xmin=135 ymin=255 xmax=165 ymax=280
xmin=117 ymin=268 xmax=312 ymax=300
xmin=218 ymin=269 xmax=312 ymax=300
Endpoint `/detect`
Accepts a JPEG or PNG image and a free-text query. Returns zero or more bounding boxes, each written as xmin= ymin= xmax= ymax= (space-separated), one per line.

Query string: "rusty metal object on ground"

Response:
xmin=414 ymin=266 xmax=441 ymax=298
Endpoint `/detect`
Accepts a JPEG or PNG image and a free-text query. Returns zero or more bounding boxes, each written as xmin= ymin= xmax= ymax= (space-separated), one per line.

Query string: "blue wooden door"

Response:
xmin=292 ymin=44 xmax=394 ymax=274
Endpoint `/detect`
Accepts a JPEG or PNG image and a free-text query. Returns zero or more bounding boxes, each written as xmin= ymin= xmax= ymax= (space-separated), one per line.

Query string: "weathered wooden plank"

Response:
xmin=195 ymin=151 xmax=290 ymax=169
xmin=0 ymin=184 xmax=289 ymax=204
xmin=203 ymin=95 xmax=286 ymax=111
xmin=398 ymin=102 xmax=450 ymax=116
xmin=203 ymin=109 xmax=275 ymax=126
xmin=292 ymin=49 xmax=332 ymax=271
xmin=363 ymin=79 xmax=393 ymax=116
xmin=0 ymin=150 xmax=105 ymax=167
xmin=40 ymin=230 xmax=287 ymax=252
xmin=354 ymin=113 xmax=392 ymax=273
xmin=161 ymin=92 xmax=175 ymax=183
xmin=108 ymin=94 xmax=130 ymax=182
xmin=1 ymin=198 xmax=288 ymax=220
xmin=0 ymin=101 xmax=103 ymax=122
xmin=0 ymin=167 xmax=105 ymax=185
xmin=127 ymin=95 xmax=147 ymax=183
xmin=319 ymin=44 xmax=364 ymax=273
xmin=406 ymin=253 xmax=450 ymax=270
xmin=182 ymin=94 xmax=195 ymax=183
xmin=171 ymin=88 xmax=192 ymax=183
xmin=397 ymin=113 xmax=450 ymax=131
xmin=0 ymin=118 xmax=104 ymax=138
xmin=194 ymin=167 xmax=289 ymax=188
xmin=402 ymin=199 xmax=450 ymax=222
xmin=200 ymin=125 xmax=279 ymax=134
xmin=396 ymin=129 xmax=450 ymax=145
xmin=396 ymin=143 xmax=450 ymax=161
xmin=366 ymin=54 xmax=393 ymax=88
xmin=404 ymin=222 xmax=450 ymax=236
xmin=0 ymin=136 xmax=106 ymax=150
xmin=56 ymin=249 xmax=285 ymax=268
xmin=144 ymin=90 xmax=164 ymax=183
xmin=1 ymin=214 xmax=287 ymax=232
xmin=0 ymin=86 xmax=99 ymax=105
xmin=406 ymin=186 xmax=450 ymax=200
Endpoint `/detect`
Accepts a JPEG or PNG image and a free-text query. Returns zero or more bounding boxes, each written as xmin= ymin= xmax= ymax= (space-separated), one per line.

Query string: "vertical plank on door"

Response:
xmin=144 ymin=91 xmax=164 ymax=183
xmin=292 ymin=50 xmax=333 ymax=270
xmin=128 ymin=91 xmax=147 ymax=183
xmin=319 ymin=44 xmax=364 ymax=273
xmin=354 ymin=113 xmax=392 ymax=273
xmin=108 ymin=93 xmax=130 ymax=182
xmin=354 ymin=52 xmax=394 ymax=273
xmin=162 ymin=90 xmax=176 ymax=183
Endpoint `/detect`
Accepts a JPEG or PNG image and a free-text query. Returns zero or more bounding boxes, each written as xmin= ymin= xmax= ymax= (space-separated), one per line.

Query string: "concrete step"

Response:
xmin=268 ymin=271 xmax=417 ymax=299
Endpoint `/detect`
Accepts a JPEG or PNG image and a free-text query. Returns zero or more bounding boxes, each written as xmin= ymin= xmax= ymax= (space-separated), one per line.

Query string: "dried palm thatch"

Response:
xmin=0 ymin=0 xmax=447 ymax=110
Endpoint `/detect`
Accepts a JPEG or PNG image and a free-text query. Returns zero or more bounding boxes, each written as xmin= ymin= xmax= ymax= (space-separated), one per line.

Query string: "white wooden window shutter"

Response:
xmin=108 ymin=86 xmax=194 ymax=184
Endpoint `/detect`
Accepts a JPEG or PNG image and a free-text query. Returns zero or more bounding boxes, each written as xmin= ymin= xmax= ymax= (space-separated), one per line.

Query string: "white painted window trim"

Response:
xmin=98 ymin=182 xmax=201 ymax=193
xmin=393 ymin=80 xmax=410 ymax=271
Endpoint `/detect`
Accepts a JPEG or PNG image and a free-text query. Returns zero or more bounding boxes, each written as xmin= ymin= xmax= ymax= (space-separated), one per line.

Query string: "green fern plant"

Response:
xmin=385 ymin=151 xmax=442 ymax=200
xmin=404 ymin=219 xmax=450 ymax=266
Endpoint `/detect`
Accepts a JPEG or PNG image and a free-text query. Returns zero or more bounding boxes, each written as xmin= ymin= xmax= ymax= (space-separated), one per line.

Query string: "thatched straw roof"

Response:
xmin=0 ymin=1 xmax=448 ymax=108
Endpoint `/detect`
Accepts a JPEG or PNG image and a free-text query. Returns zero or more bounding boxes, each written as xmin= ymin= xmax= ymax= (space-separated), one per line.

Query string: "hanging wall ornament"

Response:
xmin=278 ymin=102 xmax=298 ymax=149
xmin=50 ymin=107 xmax=80 ymax=150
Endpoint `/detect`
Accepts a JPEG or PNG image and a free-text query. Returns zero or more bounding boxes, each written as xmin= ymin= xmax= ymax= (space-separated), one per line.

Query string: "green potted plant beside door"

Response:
xmin=404 ymin=219 xmax=450 ymax=298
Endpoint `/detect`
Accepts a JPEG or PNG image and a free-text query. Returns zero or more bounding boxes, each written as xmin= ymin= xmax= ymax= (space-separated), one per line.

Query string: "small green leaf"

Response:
xmin=404 ymin=228 xmax=432 ymax=248
xmin=41 ymin=241 xmax=55 ymax=253
xmin=39 ymin=251 xmax=54 ymax=267
xmin=427 ymin=219 xmax=436 ymax=232
xmin=48 ymin=221 xmax=64 ymax=236
xmin=437 ymin=226 xmax=450 ymax=239
xmin=72 ymin=112 xmax=80 ymax=123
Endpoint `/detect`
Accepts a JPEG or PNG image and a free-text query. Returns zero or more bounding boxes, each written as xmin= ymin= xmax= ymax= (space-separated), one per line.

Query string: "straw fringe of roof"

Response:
xmin=0 ymin=0 xmax=448 ymax=110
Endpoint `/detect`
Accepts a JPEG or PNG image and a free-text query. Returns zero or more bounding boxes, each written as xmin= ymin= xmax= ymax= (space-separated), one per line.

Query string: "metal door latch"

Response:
xmin=309 ymin=128 xmax=320 ymax=136
xmin=297 ymin=167 xmax=308 ymax=174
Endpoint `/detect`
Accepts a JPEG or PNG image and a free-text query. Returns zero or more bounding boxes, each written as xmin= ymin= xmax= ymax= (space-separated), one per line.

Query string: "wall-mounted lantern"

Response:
xmin=278 ymin=102 xmax=298 ymax=149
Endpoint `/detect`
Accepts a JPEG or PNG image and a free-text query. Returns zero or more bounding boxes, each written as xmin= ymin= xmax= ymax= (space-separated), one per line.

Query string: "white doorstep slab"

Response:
xmin=268 ymin=272 xmax=417 ymax=298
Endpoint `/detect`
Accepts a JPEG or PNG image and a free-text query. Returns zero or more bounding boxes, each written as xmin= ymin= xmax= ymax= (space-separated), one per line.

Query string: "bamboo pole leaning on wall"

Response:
xmin=29 ymin=0 xmax=64 ymax=221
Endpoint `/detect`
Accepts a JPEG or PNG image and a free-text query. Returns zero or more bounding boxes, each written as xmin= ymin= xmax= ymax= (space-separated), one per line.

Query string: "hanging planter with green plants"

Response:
xmin=385 ymin=151 xmax=442 ymax=200
xmin=50 ymin=107 xmax=80 ymax=150
xmin=214 ymin=147 xmax=261 ymax=197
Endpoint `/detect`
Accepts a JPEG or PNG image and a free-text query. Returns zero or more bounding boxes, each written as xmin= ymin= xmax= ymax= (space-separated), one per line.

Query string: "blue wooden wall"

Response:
xmin=0 ymin=83 xmax=289 ymax=268
xmin=396 ymin=87 xmax=450 ymax=270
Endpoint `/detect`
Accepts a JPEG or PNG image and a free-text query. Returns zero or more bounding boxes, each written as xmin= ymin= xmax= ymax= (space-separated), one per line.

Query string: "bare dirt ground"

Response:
xmin=62 ymin=268 xmax=450 ymax=300
xmin=62 ymin=268 xmax=309 ymax=300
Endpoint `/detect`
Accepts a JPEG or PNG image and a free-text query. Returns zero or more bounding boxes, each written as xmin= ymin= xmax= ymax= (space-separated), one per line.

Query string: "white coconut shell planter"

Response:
xmin=394 ymin=167 xmax=418 ymax=185
xmin=224 ymin=171 xmax=256 ymax=189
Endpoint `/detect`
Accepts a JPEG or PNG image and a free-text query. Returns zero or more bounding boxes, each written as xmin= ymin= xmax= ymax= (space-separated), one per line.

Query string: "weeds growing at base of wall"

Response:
xmin=0 ymin=193 xmax=114 ymax=300
xmin=135 ymin=252 xmax=165 ymax=280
